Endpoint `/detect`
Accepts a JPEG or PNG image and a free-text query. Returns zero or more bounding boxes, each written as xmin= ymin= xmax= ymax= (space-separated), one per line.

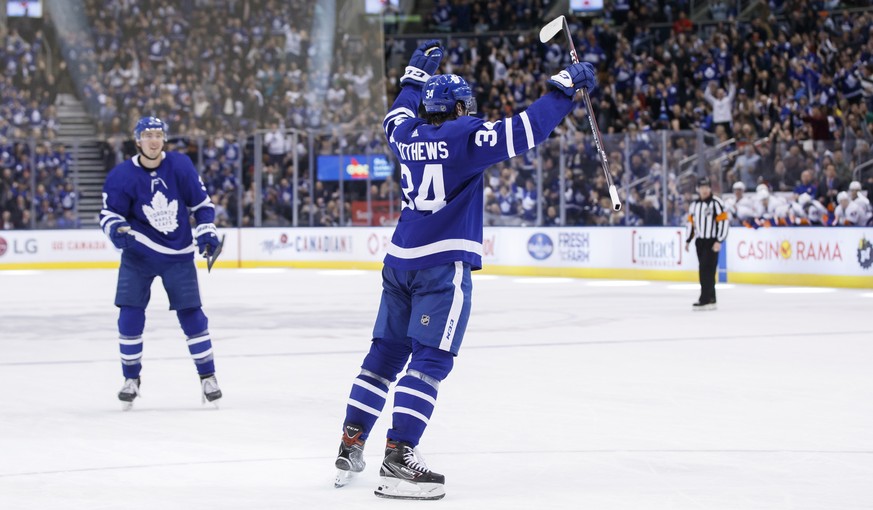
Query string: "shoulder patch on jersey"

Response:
xmin=412 ymin=128 xmax=419 ymax=138
xmin=143 ymin=190 xmax=179 ymax=234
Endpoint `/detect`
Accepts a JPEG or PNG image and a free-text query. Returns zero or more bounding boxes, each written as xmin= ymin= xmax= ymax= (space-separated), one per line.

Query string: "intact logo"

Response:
xmin=858 ymin=237 xmax=873 ymax=269
xmin=527 ymin=233 xmax=553 ymax=260
xmin=420 ymin=315 xmax=430 ymax=326
xmin=0 ymin=236 xmax=6 ymax=257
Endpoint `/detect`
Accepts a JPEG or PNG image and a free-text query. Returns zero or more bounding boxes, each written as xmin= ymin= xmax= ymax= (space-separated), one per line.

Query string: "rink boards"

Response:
xmin=0 ymin=227 xmax=871 ymax=288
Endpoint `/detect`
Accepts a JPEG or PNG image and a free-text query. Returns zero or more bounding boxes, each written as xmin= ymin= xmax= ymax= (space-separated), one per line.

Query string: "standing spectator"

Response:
xmin=704 ymin=81 xmax=737 ymax=137
xmin=817 ymin=163 xmax=843 ymax=208
xmin=780 ymin=144 xmax=807 ymax=187
xmin=732 ymin=144 xmax=761 ymax=189
xmin=263 ymin=120 xmax=287 ymax=166
xmin=684 ymin=177 xmax=729 ymax=311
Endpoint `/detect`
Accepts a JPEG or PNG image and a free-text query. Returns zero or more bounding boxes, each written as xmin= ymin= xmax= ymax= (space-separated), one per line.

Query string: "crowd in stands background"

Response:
xmin=0 ymin=21 xmax=74 ymax=229
xmin=2 ymin=0 xmax=872 ymax=229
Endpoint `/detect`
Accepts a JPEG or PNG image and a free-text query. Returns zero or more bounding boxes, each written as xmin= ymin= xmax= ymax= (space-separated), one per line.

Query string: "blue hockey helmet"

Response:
xmin=422 ymin=74 xmax=477 ymax=115
xmin=134 ymin=116 xmax=168 ymax=142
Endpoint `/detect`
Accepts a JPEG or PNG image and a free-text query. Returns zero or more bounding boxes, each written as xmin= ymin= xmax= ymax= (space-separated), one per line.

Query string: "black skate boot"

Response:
xmin=374 ymin=440 xmax=445 ymax=500
xmin=118 ymin=377 xmax=141 ymax=411
xmin=334 ymin=424 xmax=366 ymax=488
xmin=200 ymin=374 xmax=222 ymax=406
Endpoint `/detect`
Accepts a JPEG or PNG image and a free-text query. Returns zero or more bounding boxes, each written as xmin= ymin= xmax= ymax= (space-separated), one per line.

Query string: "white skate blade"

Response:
xmin=692 ymin=303 xmax=717 ymax=311
xmin=121 ymin=401 xmax=134 ymax=412
xmin=334 ymin=469 xmax=356 ymax=488
xmin=374 ymin=476 xmax=445 ymax=500
xmin=202 ymin=396 xmax=221 ymax=409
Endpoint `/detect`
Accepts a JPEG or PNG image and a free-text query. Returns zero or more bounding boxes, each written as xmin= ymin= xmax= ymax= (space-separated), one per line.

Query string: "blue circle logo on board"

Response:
xmin=527 ymin=233 xmax=554 ymax=260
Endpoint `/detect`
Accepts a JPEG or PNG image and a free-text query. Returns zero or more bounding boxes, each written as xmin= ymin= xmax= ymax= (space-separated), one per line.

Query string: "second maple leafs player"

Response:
xmin=333 ymin=40 xmax=597 ymax=499
xmin=100 ymin=117 xmax=223 ymax=410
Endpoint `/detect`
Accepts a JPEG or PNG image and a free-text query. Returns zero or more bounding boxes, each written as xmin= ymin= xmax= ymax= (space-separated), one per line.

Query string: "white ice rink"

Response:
xmin=0 ymin=268 xmax=871 ymax=510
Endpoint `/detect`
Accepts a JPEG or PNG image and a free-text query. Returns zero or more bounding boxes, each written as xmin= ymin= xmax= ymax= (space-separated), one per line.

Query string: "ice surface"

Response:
xmin=1 ymin=268 xmax=871 ymax=509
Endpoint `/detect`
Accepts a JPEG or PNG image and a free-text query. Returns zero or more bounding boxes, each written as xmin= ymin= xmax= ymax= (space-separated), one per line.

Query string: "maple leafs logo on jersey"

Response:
xmin=142 ymin=191 xmax=179 ymax=234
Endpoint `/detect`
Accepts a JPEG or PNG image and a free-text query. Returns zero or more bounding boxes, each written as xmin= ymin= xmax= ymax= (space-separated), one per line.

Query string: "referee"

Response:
xmin=684 ymin=177 xmax=729 ymax=310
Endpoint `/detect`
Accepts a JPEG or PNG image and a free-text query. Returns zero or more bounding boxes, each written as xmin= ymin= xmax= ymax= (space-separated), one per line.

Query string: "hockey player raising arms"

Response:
xmin=334 ymin=40 xmax=597 ymax=499
xmin=100 ymin=117 xmax=222 ymax=410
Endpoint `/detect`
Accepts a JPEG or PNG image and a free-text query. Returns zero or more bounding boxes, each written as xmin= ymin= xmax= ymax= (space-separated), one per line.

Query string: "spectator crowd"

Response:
xmin=0 ymin=21 xmax=76 ymax=230
xmin=2 ymin=0 xmax=873 ymax=230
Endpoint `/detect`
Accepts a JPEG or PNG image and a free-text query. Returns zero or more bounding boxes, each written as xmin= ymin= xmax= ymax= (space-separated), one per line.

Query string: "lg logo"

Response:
xmin=0 ymin=236 xmax=38 ymax=257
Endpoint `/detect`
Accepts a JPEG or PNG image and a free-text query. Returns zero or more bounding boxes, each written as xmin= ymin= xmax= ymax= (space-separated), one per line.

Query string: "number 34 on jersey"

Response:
xmin=400 ymin=163 xmax=447 ymax=213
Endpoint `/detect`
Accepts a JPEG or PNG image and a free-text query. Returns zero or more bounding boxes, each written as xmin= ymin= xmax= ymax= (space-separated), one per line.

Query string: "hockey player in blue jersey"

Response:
xmin=334 ymin=40 xmax=597 ymax=499
xmin=100 ymin=117 xmax=223 ymax=410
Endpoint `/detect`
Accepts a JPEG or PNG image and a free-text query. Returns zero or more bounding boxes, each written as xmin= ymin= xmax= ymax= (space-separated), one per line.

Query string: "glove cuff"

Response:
xmin=399 ymin=66 xmax=431 ymax=86
xmin=194 ymin=223 xmax=217 ymax=237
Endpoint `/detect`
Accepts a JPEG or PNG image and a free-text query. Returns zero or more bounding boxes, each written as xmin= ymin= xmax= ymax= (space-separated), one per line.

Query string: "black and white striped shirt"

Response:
xmin=685 ymin=196 xmax=730 ymax=242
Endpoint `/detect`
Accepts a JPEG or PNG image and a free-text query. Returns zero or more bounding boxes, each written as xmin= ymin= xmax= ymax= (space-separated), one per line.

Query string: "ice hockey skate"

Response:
xmin=334 ymin=424 xmax=366 ymax=488
xmin=374 ymin=440 xmax=445 ymax=500
xmin=200 ymin=374 xmax=222 ymax=407
xmin=692 ymin=300 xmax=717 ymax=311
xmin=118 ymin=377 xmax=140 ymax=411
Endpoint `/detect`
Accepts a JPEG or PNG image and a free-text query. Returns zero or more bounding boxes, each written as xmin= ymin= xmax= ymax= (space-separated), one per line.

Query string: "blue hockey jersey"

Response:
xmin=100 ymin=151 xmax=214 ymax=262
xmin=382 ymin=84 xmax=575 ymax=270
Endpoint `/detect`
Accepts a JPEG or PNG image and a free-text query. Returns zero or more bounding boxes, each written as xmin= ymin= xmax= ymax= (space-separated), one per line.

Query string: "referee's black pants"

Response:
xmin=695 ymin=238 xmax=719 ymax=304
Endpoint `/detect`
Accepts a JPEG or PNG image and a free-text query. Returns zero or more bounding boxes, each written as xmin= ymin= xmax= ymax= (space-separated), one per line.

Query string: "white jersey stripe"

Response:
xmin=130 ymin=231 xmax=197 ymax=255
xmin=395 ymin=386 xmax=437 ymax=406
xmin=102 ymin=218 xmax=121 ymax=236
xmin=353 ymin=378 xmax=389 ymax=399
xmin=384 ymin=106 xmax=415 ymax=123
xmin=519 ymin=112 xmax=535 ymax=150
xmin=387 ymin=238 xmax=483 ymax=260
xmin=100 ymin=211 xmax=125 ymax=226
xmin=190 ymin=197 xmax=214 ymax=212
xmin=505 ymin=116 xmax=516 ymax=158
xmin=440 ymin=261 xmax=465 ymax=351
xmin=348 ymin=399 xmax=381 ymax=418
xmin=394 ymin=406 xmax=430 ymax=424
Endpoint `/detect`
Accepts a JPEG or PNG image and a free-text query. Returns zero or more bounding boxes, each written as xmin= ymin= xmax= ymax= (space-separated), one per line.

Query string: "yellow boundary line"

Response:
xmin=727 ymin=272 xmax=873 ymax=288
xmin=2 ymin=261 xmax=870 ymax=288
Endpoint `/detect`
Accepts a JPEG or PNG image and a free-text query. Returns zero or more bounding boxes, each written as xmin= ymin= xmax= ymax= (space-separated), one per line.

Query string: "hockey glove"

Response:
xmin=195 ymin=223 xmax=220 ymax=256
xmin=399 ymin=39 xmax=443 ymax=87
xmin=548 ymin=62 xmax=597 ymax=97
xmin=108 ymin=221 xmax=134 ymax=250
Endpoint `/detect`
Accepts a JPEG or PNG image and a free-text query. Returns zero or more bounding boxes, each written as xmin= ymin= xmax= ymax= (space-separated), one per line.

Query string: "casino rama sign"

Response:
xmin=317 ymin=154 xmax=393 ymax=181
xmin=736 ymin=239 xmax=843 ymax=261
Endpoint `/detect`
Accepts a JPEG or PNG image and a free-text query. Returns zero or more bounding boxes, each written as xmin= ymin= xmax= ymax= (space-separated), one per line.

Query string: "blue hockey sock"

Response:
xmin=343 ymin=338 xmax=411 ymax=440
xmin=177 ymin=308 xmax=215 ymax=376
xmin=345 ymin=370 xmax=391 ymax=441
xmin=387 ymin=343 xmax=453 ymax=446
xmin=118 ymin=306 xmax=146 ymax=379
xmin=387 ymin=371 xmax=439 ymax=446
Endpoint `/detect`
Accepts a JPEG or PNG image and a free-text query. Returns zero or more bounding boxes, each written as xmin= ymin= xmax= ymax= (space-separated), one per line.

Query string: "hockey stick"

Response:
xmin=540 ymin=15 xmax=622 ymax=211
xmin=205 ymin=235 xmax=225 ymax=273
